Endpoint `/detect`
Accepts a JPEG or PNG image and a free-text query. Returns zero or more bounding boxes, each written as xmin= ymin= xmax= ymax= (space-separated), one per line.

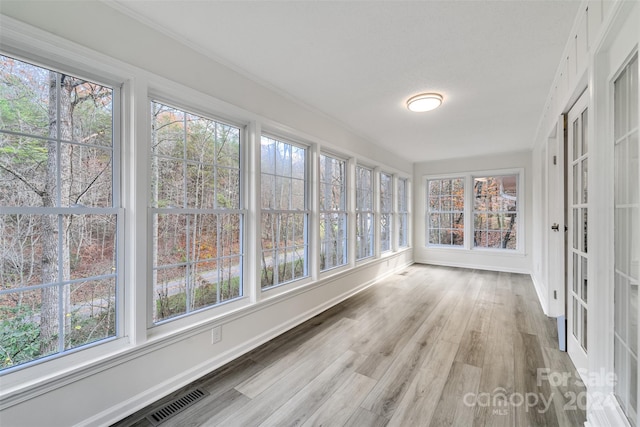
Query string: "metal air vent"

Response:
xmin=145 ymin=388 xmax=209 ymax=426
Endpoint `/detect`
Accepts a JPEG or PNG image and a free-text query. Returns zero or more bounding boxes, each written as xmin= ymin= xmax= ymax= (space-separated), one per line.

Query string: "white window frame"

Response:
xmin=426 ymin=176 xmax=466 ymax=248
xmin=379 ymin=171 xmax=393 ymax=253
xmin=0 ymin=48 xmax=127 ymax=376
xmin=424 ymin=169 xmax=524 ymax=253
xmin=397 ymin=177 xmax=410 ymax=249
xmin=148 ymin=99 xmax=245 ymax=326
xmin=471 ymin=173 xmax=520 ymax=251
xmin=318 ymin=152 xmax=348 ymax=272
xmin=259 ymin=133 xmax=310 ymax=290
xmin=355 ymin=164 xmax=374 ymax=261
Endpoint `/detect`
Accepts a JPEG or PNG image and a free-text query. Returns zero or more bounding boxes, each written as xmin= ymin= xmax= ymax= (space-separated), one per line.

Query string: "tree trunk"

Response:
xmin=40 ymin=72 xmax=73 ymax=354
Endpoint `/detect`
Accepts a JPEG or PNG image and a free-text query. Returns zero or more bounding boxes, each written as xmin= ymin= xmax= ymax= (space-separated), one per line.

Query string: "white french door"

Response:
xmin=613 ymin=52 xmax=639 ymax=427
xmin=566 ymin=91 xmax=589 ymax=376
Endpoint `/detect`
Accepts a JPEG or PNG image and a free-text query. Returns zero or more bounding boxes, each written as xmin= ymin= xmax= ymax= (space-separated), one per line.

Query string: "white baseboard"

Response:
xmin=414 ymin=259 xmax=530 ymax=275
xmin=586 ymin=392 xmax=633 ymax=427
xmin=530 ymin=273 xmax=550 ymax=315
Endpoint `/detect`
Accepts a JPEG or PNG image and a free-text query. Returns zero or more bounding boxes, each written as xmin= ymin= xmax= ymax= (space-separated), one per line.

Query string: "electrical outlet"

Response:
xmin=211 ymin=326 xmax=221 ymax=344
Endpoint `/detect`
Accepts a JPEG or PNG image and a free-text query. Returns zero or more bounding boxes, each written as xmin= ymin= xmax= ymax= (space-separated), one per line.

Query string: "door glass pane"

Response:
xmin=633 ymin=206 xmax=639 ymax=281
xmin=573 ymin=260 xmax=580 ymax=294
xmin=615 ymin=66 xmax=628 ymax=140
xmin=630 ymin=56 xmax=638 ymax=129
xmin=614 ymin=336 xmax=626 ymax=397
xmin=573 ymin=164 xmax=579 ymax=204
xmin=616 ymin=139 xmax=629 ymax=205
xmin=582 ymin=159 xmax=588 ymax=203
xmin=582 ymin=257 xmax=588 ymax=302
xmin=573 ymin=298 xmax=579 ymax=339
xmin=631 ymin=132 xmax=639 ymax=205
xmin=616 ymin=275 xmax=626 ymax=336
xmin=573 ymin=209 xmax=579 ymax=249
xmin=573 ymin=118 xmax=580 ymax=160
xmin=632 ymin=355 xmax=638 ymax=412
xmin=581 ymin=305 xmax=588 ymax=351
xmin=582 ymin=108 xmax=589 ymax=154
xmin=631 ymin=283 xmax=638 ymax=356
xmin=582 ymin=208 xmax=588 ymax=253
xmin=617 ymin=209 xmax=629 ymax=272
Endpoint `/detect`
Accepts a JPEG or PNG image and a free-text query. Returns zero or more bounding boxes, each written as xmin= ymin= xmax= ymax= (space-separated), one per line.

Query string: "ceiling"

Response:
xmin=109 ymin=0 xmax=581 ymax=163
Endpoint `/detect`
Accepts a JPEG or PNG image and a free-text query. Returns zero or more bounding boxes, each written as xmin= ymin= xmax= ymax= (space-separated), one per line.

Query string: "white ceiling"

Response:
xmin=109 ymin=0 xmax=581 ymax=163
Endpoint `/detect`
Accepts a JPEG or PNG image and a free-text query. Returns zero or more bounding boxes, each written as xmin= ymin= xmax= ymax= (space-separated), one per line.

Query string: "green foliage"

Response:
xmin=0 ymin=306 xmax=41 ymax=369
xmin=156 ymin=276 xmax=241 ymax=321
xmin=0 ymin=139 xmax=47 ymax=164
xmin=261 ymin=258 xmax=305 ymax=288
xmin=66 ymin=304 xmax=116 ymax=349
xmin=0 ymin=73 xmax=48 ymax=134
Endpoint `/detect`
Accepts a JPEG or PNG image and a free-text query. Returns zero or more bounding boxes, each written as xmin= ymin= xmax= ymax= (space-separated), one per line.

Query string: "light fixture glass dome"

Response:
xmin=406 ymin=93 xmax=443 ymax=112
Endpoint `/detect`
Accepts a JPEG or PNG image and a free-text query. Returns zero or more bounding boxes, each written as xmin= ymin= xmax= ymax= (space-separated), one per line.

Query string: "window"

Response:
xmin=0 ymin=55 xmax=118 ymax=369
xmin=380 ymin=172 xmax=393 ymax=252
xmin=398 ymin=177 xmax=409 ymax=248
xmin=150 ymin=101 xmax=242 ymax=323
xmin=319 ymin=154 xmax=347 ymax=271
xmin=473 ymin=175 xmax=518 ymax=249
xmin=427 ymin=178 xmax=464 ymax=246
xmin=355 ymin=165 xmax=374 ymax=260
xmin=260 ymin=135 xmax=308 ymax=289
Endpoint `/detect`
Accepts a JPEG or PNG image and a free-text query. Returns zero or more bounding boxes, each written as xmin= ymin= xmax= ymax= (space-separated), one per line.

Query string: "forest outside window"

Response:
xmin=427 ymin=178 xmax=464 ymax=246
xmin=473 ymin=174 xmax=518 ymax=250
xmin=380 ymin=172 xmax=393 ymax=252
xmin=319 ymin=153 xmax=347 ymax=271
xmin=355 ymin=166 xmax=374 ymax=260
xmin=260 ymin=135 xmax=308 ymax=289
xmin=0 ymin=55 xmax=119 ymax=369
xmin=150 ymin=101 xmax=243 ymax=323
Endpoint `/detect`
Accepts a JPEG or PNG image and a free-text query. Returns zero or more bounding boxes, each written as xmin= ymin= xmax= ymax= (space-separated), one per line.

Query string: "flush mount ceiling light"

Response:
xmin=406 ymin=93 xmax=443 ymax=112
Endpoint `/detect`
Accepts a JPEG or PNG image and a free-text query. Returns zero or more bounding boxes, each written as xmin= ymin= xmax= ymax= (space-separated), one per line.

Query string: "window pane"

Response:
xmin=356 ymin=167 xmax=374 ymax=260
xmin=320 ymin=154 xmax=347 ymax=271
xmin=380 ymin=172 xmax=393 ymax=252
xmin=261 ymin=137 xmax=275 ymax=175
xmin=398 ymin=178 xmax=409 ymax=248
xmin=217 ymin=167 xmax=240 ymax=209
xmin=155 ymin=158 xmax=184 ymax=208
xmin=356 ymin=212 xmax=373 ymax=259
xmin=65 ymin=278 xmax=116 ymax=350
xmin=1 ymin=287 xmax=56 ymax=368
xmin=472 ymin=175 xmax=518 ymax=250
xmin=0 ymin=56 xmax=51 ymax=137
xmin=155 ymin=266 xmax=187 ymax=322
xmin=427 ymin=178 xmax=464 ymax=247
xmin=0 ymin=135 xmax=48 ymax=207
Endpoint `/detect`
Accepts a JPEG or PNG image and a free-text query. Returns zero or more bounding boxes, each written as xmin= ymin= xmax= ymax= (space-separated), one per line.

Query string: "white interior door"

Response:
xmin=566 ymin=91 xmax=589 ymax=375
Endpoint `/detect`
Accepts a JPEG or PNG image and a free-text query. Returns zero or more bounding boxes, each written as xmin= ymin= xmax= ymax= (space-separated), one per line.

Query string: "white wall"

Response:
xmin=413 ymin=151 xmax=533 ymax=274
xmin=0 ymin=3 xmax=414 ymax=426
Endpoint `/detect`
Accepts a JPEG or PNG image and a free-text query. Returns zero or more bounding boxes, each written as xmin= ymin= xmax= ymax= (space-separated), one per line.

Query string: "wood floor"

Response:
xmin=113 ymin=265 xmax=586 ymax=427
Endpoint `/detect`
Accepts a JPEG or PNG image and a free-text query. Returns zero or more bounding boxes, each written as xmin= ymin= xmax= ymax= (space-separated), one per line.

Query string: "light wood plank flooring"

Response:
xmin=113 ymin=265 xmax=586 ymax=427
